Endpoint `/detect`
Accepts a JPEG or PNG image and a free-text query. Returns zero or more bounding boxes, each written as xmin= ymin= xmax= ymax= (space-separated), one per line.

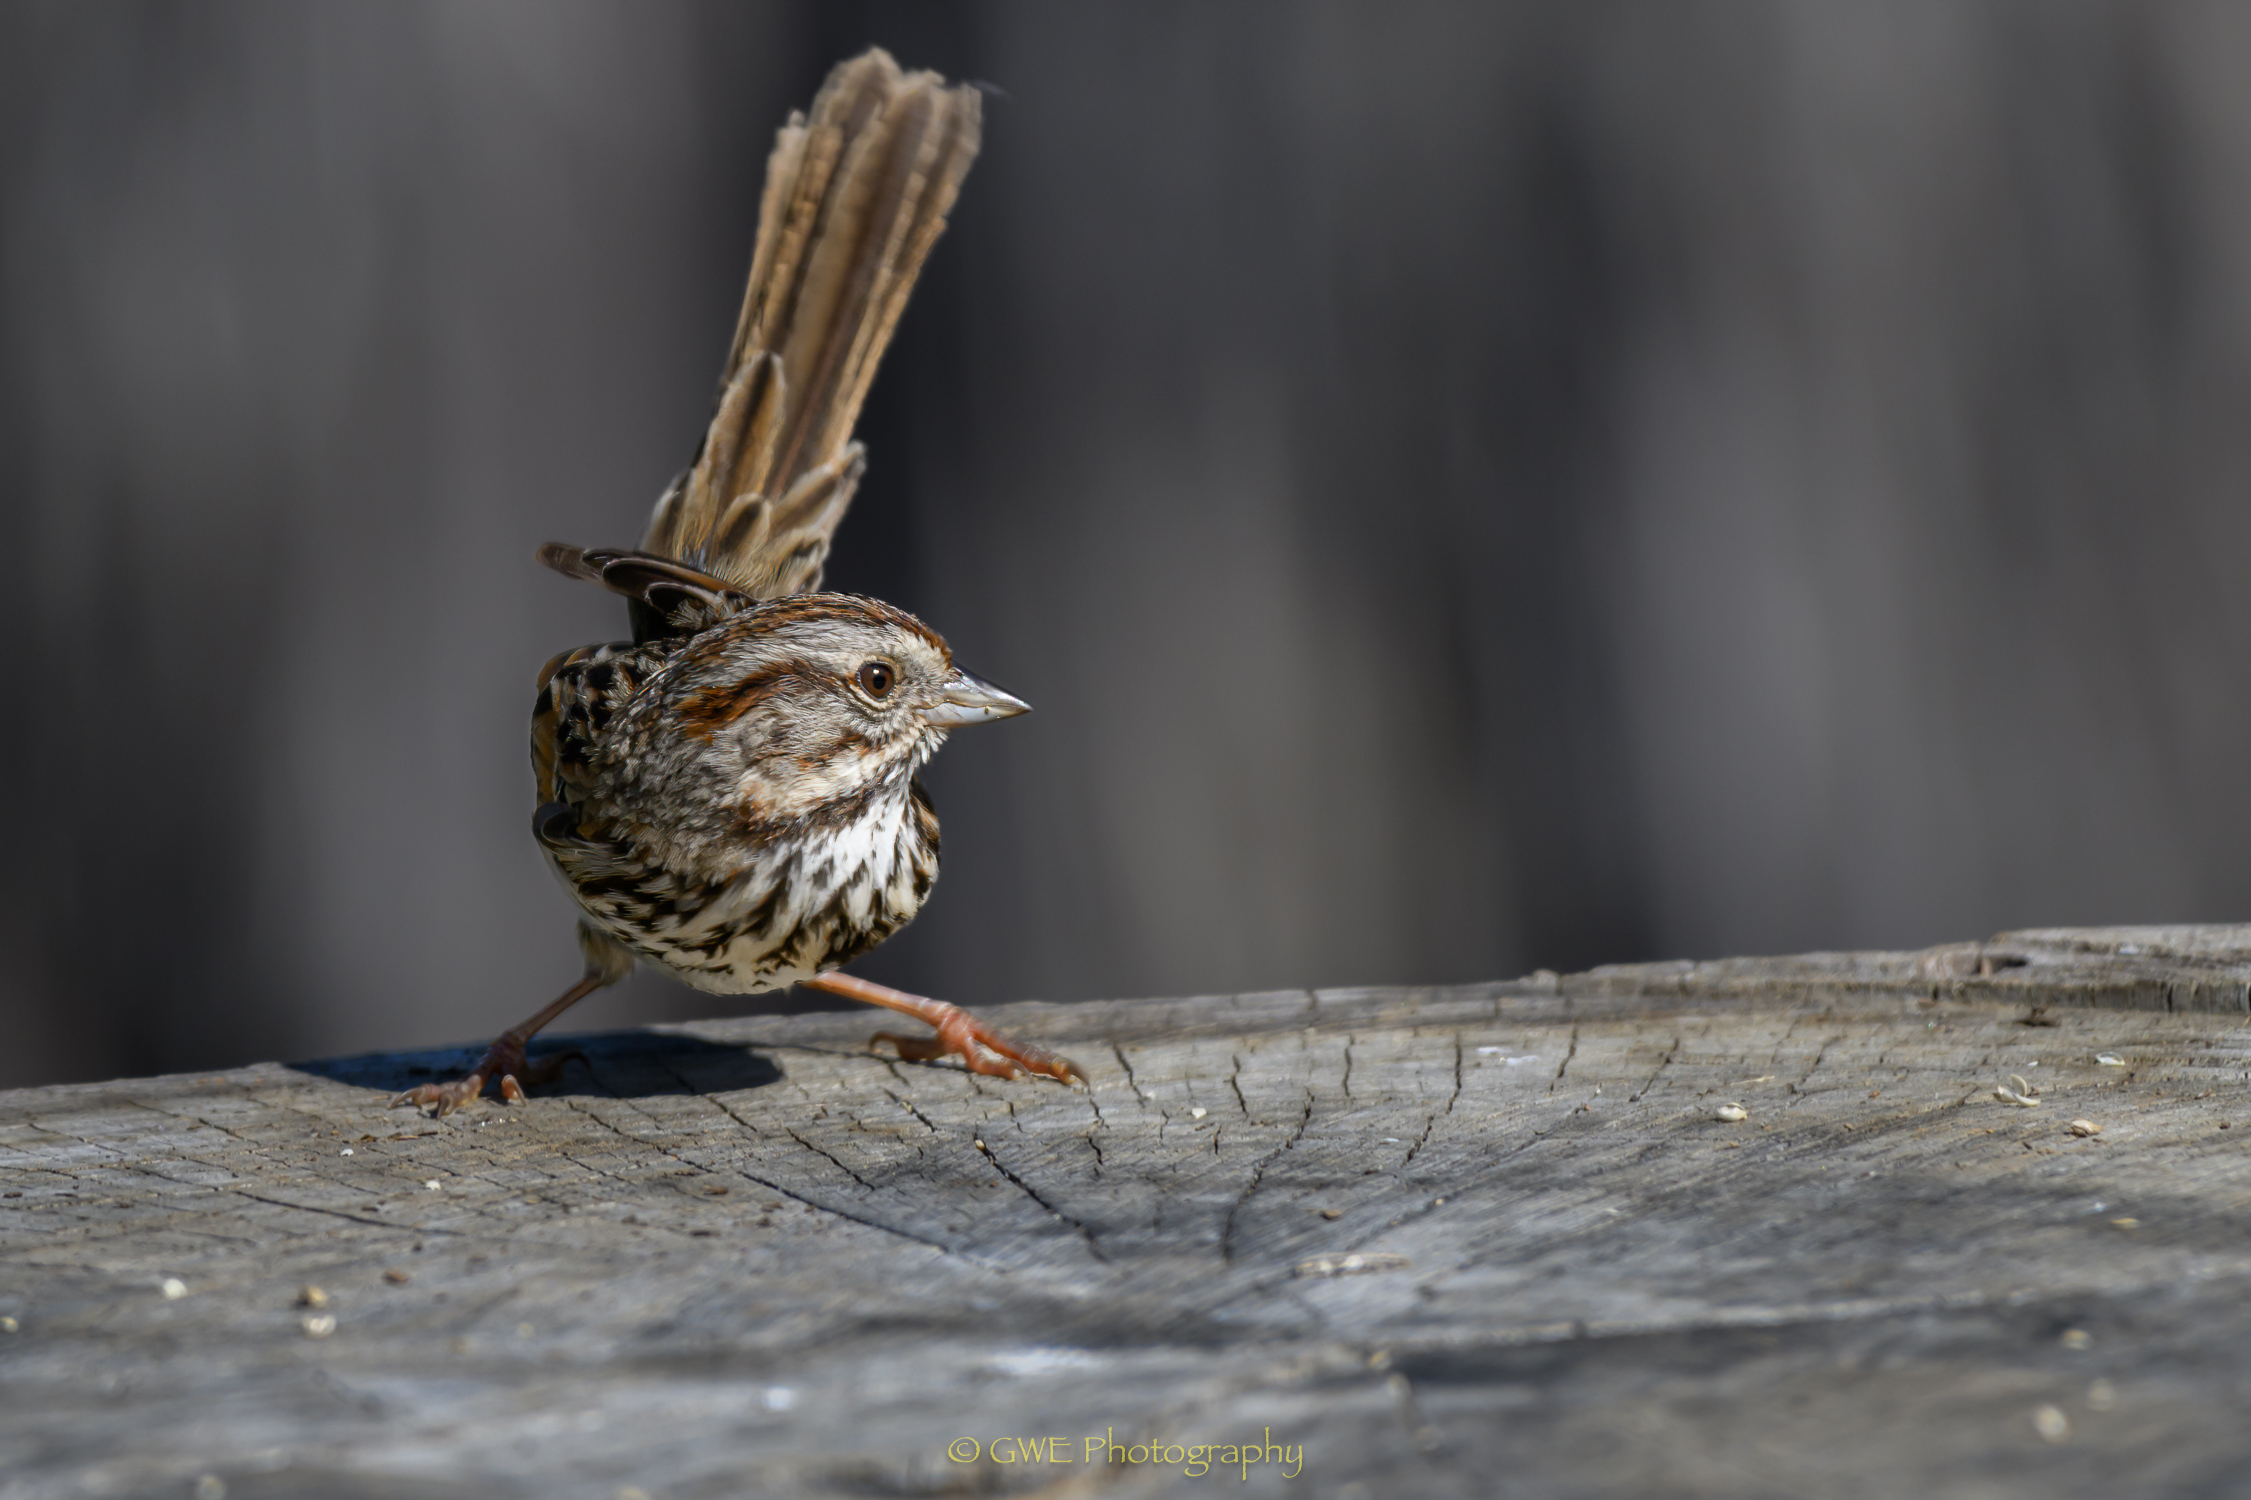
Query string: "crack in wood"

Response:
xmin=1221 ymin=1087 xmax=1316 ymax=1265
xmin=1628 ymin=1036 xmax=1680 ymax=1103
xmin=1398 ymin=1034 xmax=1466 ymax=1172
xmin=1110 ymin=1041 xmax=1150 ymax=1109
xmin=595 ymin=1065 xmax=981 ymax=1264
xmin=785 ymin=1128 xmax=879 ymax=1194
xmin=1550 ymin=1023 xmax=1580 ymax=1092
xmin=977 ymin=1137 xmax=1110 ymax=1263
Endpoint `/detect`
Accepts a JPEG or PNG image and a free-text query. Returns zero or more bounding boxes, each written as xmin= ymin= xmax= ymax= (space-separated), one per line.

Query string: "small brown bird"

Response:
xmin=397 ymin=50 xmax=1080 ymax=1115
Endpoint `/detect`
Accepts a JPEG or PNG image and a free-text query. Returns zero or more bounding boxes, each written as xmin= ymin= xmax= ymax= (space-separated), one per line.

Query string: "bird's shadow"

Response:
xmin=295 ymin=1028 xmax=784 ymax=1103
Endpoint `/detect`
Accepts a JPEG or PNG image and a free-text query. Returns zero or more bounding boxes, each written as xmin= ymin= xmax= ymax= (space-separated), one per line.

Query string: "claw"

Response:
xmin=390 ymin=970 xmax=608 ymax=1116
xmin=391 ymin=1074 xmax=492 ymax=1117
xmin=870 ymin=1010 xmax=1082 ymax=1084
xmin=392 ymin=1043 xmax=587 ymax=1116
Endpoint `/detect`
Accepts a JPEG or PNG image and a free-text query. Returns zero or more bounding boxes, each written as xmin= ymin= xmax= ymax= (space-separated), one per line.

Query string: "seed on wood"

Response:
xmin=2068 ymin=1120 xmax=2101 ymax=1137
xmin=1315 ymin=1208 xmax=1343 ymax=1219
xmin=1993 ymin=1083 xmax=2040 ymax=1107
xmin=296 ymin=1286 xmax=329 ymax=1309
xmin=1715 ymin=1104 xmax=1748 ymax=1122
xmin=1292 ymin=1252 xmax=1412 ymax=1279
xmin=1189 ymin=1107 xmax=1208 ymax=1119
xmin=2086 ymin=1379 xmax=2117 ymax=1411
xmin=2110 ymin=1217 xmax=2139 ymax=1230
xmin=2033 ymin=1405 xmax=2070 ymax=1443
xmin=1 ymin=1316 xmax=17 ymax=1333
xmin=424 ymin=1180 xmax=442 ymax=1191
xmin=159 ymin=1278 xmax=186 ymax=1300
xmin=2060 ymin=1328 xmax=2092 ymax=1350
xmin=2096 ymin=1054 xmax=2126 ymax=1066
xmin=301 ymin=1314 xmax=336 ymax=1338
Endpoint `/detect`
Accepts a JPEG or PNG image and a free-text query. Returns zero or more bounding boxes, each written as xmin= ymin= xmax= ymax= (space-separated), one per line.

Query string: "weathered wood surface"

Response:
xmin=6 ymin=925 xmax=2251 ymax=1499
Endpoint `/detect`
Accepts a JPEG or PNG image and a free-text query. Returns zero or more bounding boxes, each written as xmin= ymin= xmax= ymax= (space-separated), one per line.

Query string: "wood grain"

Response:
xmin=6 ymin=926 xmax=2251 ymax=1497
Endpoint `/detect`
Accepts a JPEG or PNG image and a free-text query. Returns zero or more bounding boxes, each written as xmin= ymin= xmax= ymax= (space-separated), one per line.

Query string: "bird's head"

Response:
xmin=611 ymin=593 xmax=1027 ymax=834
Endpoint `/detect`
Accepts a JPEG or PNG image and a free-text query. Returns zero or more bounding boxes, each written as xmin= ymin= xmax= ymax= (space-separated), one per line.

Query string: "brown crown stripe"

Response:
xmin=738 ymin=592 xmax=948 ymax=653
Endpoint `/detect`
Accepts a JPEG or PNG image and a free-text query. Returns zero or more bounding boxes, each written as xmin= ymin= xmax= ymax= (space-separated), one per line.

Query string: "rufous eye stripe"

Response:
xmin=673 ymin=658 xmax=824 ymax=741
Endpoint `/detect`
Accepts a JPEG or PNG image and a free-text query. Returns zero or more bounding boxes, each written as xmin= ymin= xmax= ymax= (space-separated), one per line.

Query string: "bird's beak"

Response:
xmin=923 ymin=667 xmax=1031 ymax=727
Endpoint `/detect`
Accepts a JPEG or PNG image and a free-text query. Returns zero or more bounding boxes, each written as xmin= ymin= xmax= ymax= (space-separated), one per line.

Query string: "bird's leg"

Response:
xmin=804 ymin=972 xmax=1083 ymax=1084
xmin=393 ymin=925 xmax=630 ymax=1115
xmin=390 ymin=974 xmax=600 ymax=1116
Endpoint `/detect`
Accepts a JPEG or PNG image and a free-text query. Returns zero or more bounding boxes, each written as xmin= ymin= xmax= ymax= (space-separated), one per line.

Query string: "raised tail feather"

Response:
xmin=639 ymin=49 xmax=983 ymax=601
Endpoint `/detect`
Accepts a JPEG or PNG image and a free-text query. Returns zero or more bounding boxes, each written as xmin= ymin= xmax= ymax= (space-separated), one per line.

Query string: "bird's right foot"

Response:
xmin=391 ymin=1036 xmax=583 ymax=1116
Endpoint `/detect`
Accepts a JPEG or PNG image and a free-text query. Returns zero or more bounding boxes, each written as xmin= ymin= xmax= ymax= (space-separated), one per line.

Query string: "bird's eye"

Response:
xmin=855 ymin=661 xmax=895 ymax=699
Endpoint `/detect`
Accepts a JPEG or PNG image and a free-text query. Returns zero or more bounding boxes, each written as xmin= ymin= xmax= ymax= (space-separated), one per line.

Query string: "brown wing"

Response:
xmin=641 ymin=49 xmax=983 ymax=600
xmin=530 ymin=633 xmax=682 ymax=845
xmin=531 ymin=642 xmax=642 ymax=812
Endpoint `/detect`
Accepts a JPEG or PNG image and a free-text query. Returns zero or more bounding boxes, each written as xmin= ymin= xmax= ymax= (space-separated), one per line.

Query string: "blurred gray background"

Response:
xmin=6 ymin=1 xmax=2250 ymax=1088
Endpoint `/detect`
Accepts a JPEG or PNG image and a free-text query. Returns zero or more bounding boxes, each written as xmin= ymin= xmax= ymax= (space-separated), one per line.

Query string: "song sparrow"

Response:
xmin=397 ymin=50 xmax=1081 ymax=1115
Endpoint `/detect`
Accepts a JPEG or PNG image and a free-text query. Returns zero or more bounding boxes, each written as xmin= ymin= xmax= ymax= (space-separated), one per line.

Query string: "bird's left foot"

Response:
xmin=391 ymin=1036 xmax=586 ymax=1116
xmin=870 ymin=1006 xmax=1083 ymax=1083
xmin=803 ymin=972 xmax=1083 ymax=1083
